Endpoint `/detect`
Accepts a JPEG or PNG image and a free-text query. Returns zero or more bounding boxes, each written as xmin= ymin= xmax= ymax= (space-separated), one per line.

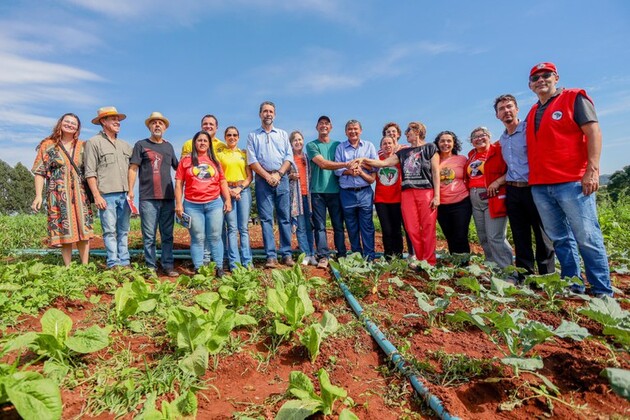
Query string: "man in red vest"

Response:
xmin=526 ymin=62 xmax=613 ymax=298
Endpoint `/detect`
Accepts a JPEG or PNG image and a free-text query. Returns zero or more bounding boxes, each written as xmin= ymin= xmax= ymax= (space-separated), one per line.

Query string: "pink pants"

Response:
xmin=401 ymin=188 xmax=437 ymax=265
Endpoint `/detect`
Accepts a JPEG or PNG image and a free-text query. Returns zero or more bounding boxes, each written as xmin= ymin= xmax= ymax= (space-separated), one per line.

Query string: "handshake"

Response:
xmin=347 ymin=158 xmax=369 ymax=176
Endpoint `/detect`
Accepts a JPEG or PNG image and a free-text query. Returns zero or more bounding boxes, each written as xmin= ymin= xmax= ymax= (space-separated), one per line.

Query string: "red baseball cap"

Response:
xmin=530 ymin=62 xmax=557 ymax=77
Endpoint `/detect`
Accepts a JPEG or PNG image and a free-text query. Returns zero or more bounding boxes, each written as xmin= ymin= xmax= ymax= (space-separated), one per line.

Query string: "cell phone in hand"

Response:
xmin=479 ymin=190 xmax=489 ymax=200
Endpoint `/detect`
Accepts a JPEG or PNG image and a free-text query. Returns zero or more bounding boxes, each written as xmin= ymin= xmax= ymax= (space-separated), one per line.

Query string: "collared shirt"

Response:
xmin=246 ymin=126 xmax=293 ymax=172
xmin=84 ymin=131 xmax=133 ymax=194
xmin=334 ymin=139 xmax=377 ymax=189
xmin=499 ymin=120 xmax=529 ymax=182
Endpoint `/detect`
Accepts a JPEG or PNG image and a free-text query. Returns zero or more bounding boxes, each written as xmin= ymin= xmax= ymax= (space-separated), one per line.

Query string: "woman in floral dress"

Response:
xmin=31 ymin=113 xmax=94 ymax=265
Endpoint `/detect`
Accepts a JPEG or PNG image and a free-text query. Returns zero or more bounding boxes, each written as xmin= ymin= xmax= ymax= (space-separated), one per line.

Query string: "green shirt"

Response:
xmin=306 ymin=139 xmax=340 ymax=194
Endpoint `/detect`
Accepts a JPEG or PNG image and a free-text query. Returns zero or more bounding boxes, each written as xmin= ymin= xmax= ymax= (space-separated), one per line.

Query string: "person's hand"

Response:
xmin=230 ymin=188 xmax=239 ymax=198
xmin=224 ymin=201 xmax=232 ymax=213
xmin=582 ymin=167 xmax=599 ymax=195
xmin=94 ymin=195 xmax=107 ymax=210
xmin=430 ymin=197 xmax=440 ymax=210
xmin=267 ymin=172 xmax=280 ymax=187
xmin=175 ymin=204 xmax=184 ymax=218
xmin=31 ymin=196 xmax=42 ymax=212
xmin=127 ymin=191 xmax=134 ymax=202
xmin=487 ymin=181 xmax=500 ymax=197
xmin=288 ymin=172 xmax=299 ymax=181
xmin=234 ymin=192 xmax=241 ymax=201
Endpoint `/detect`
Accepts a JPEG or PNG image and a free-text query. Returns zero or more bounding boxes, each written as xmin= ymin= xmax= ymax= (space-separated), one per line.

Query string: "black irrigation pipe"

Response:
xmin=330 ymin=265 xmax=460 ymax=420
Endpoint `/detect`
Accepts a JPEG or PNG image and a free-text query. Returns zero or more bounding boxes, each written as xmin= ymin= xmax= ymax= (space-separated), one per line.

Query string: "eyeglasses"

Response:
xmin=225 ymin=134 xmax=238 ymax=137
xmin=529 ymin=72 xmax=554 ymax=82
xmin=471 ymin=134 xmax=488 ymax=141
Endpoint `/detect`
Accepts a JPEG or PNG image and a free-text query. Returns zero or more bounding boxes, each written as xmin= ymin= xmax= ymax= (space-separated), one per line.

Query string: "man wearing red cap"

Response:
xmin=525 ymin=62 xmax=613 ymax=297
xmin=84 ymin=106 xmax=133 ymax=268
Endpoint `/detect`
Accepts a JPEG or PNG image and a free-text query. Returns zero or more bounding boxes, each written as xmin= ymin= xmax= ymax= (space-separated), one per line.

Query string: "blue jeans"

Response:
xmin=185 ymin=198 xmax=224 ymax=270
xmin=311 ymin=192 xmax=346 ymax=258
xmin=295 ymin=195 xmax=315 ymax=257
xmin=99 ymin=192 xmax=131 ymax=268
xmin=139 ymin=199 xmax=175 ymax=270
xmin=340 ymin=187 xmax=375 ymax=260
xmin=224 ymin=187 xmax=253 ymax=269
xmin=255 ymin=174 xmax=292 ymax=259
xmin=532 ymin=182 xmax=612 ymax=296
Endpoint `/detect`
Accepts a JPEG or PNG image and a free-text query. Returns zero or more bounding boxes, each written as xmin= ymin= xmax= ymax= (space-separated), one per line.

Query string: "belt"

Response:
xmin=227 ymin=182 xmax=245 ymax=188
xmin=343 ymin=186 xmax=370 ymax=192
xmin=506 ymin=181 xmax=529 ymax=187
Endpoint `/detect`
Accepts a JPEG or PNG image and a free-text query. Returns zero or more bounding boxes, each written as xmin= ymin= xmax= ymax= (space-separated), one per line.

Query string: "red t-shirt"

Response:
xmin=466 ymin=150 xmax=488 ymax=188
xmin=374 ymin=156 xmax=401 ymax=203
xmin=175 ymin=155 xmax=224 ymax=203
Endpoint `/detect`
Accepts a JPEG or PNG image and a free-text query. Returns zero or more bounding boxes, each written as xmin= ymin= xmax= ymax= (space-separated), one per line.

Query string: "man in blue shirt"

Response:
xmin=495 ymin=94 xmax=555 ymax=279
xmin=247 ymin=101 xmax=294 ymax=268
xmin=334 ymin=120 xmax=377 ymax=260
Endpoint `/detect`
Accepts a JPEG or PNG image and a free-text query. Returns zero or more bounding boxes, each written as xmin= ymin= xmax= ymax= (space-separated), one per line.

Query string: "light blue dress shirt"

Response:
xmin=499 ymin=120 xmax=530 ymax=182
xmin=246 ymin=126 xmax=293 ymax=172
xmin=334 ymin=139 xmax=377 ymax=189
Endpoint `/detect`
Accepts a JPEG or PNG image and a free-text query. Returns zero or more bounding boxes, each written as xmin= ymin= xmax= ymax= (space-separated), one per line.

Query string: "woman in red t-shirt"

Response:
xmin=374 ymin=135 xmax=403 ymax=257
xmin=434 ymin=131 xmax=471 ymax=254
xmin=175 ymin=131 xmax=231 ymax=275
xmin=465 ymin=126 xmax=512 ymax=269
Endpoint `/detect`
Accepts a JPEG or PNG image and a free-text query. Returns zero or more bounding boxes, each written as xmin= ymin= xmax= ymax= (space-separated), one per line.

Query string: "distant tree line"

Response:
xmin=605 ymin=165 xmax=630 ymax=202
xmin=0 ymin=159 xmax=35 ymax=214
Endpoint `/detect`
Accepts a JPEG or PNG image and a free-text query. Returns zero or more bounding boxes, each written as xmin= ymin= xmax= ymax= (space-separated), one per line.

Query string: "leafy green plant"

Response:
xmin=404 ymin=290 xmax=451 ymax=328
xmin=275 ymin=369 xmax=356 ymax=419
xmin=300 ymin=311 xmax=339 ymax=362
xmin=177 ymin=263 xmax=217 ymax=288
xmin=0 ymin=261 xmax=115 ymax=328
xmin=0 ymin=361 xmax=62 ymax=420
xmin=217 ymin=266 xmax=261 ymax=309
xmin=266 ymin=279 xmax=314 ymax=338
xmin=602 ymin=368 xmax=630 ymax=401
xmin=134 ymin=390 xmax=198 ymax=420
xmin=329 ymin=253 xmax=374 ymax=298
xmin=447 ymin=308 xmax=589 ymax=371
xmin=113 ymin=277 xmax=175 ymax=330
xmin=526 ymin=273 xmax=582 ymax=308
xmin=166 ymin=294 xmax=256 ymax=377
xmin=2 ymin=308 xmax=111 ymax=380
xmin=579 ymin=297 xmax=630 ymax=350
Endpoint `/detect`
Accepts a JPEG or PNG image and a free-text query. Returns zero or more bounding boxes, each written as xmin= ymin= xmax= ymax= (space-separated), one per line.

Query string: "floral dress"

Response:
xmin=31 ymin=139 xmax=94 ymax=247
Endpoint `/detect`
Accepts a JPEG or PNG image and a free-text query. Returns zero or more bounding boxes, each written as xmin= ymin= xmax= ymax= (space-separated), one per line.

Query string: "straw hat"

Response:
xmin=145 ymin=111 xmax=170 ymax=129
xmin=91 ymin=106 xmax=127 ymax=125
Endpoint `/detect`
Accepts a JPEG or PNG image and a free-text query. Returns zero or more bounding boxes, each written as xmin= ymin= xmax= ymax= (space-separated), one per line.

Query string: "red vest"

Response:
xmin=526 ymin=88 xmax=591 ymax=185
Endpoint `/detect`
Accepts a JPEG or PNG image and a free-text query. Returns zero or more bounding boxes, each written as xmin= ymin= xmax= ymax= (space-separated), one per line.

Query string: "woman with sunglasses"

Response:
xmin=216 ymin=126 xmax=253 ymax=269
xmin=175 ymin=130 xmax=231 ymax=275
xmin=465 ymin=126 xmax=513 ymax=268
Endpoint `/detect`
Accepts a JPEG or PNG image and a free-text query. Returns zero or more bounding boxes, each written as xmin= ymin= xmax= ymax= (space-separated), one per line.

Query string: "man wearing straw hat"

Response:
xmin=128 ymin=112 xmax=179 ymax=277
xmin=84 ymin=106 xmax=133 ymax=268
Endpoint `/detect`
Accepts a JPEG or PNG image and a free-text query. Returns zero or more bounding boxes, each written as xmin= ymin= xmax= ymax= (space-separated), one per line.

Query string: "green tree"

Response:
xmin=607 ymin=165 xmax=630 ymax=202
xmin=0 ymin=160 xmax=35 ymax=214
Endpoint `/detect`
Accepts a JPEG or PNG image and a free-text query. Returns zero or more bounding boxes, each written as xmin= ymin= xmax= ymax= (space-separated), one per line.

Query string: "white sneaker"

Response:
xmin=301 ymin=257 xmax=310 ymax=266
xmin=309 ymin=256 xmax=318 ymax=265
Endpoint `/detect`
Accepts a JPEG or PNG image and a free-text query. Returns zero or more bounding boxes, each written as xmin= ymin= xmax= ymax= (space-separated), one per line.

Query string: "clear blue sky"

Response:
xmin=1 ymin=0 xmax=629 ymax=175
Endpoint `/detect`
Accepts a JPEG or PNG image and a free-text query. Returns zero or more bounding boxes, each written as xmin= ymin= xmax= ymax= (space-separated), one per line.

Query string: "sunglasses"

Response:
xmin=529 ymin=72 xmax=554 ymax=82
xmin=225 ymin=133 xmax=239 ymax=137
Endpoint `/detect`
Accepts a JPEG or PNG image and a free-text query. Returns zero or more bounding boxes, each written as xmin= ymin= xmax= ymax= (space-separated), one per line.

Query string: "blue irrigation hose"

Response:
xmin=330 ymin=266 xmax=460 ymax=420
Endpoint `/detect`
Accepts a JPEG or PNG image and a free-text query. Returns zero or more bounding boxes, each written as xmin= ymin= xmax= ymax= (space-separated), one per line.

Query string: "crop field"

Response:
xmin=1 ymin=194 xmax=630 ymax=419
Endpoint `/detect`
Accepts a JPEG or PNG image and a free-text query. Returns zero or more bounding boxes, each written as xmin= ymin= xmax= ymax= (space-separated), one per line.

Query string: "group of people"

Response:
xmin=31 ymin=62 xmax=613 ymax=297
